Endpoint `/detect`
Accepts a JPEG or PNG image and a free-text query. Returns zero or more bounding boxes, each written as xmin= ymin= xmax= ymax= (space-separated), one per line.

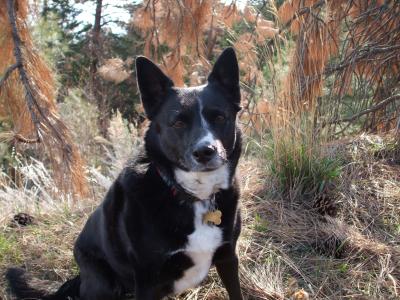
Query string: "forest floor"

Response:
xmin=0 ymin=134 xmax=399 ymax=299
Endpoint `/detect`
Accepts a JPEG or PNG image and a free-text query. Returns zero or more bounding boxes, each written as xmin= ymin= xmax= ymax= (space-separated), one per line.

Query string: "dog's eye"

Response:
xmin=215 ymin=115 xmax=226 ymax=123
xmin=172 ymin=120 xmax=186 ymax=128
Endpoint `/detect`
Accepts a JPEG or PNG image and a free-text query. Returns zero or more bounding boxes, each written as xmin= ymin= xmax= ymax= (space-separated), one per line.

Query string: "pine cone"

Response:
xmin=12 ymin=213 xmax=34 ymax=226
xmin=313 ymin=183 xmax=338 ymax=217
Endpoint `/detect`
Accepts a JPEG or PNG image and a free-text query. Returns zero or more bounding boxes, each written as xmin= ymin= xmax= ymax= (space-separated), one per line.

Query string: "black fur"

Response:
xmin=6 ymin=48 xmax=243 ymax=300
xmin=6 ymin=268 xmax=81 ymax=300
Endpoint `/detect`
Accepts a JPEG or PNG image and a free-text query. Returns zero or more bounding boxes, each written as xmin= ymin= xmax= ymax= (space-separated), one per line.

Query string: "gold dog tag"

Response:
xmin=202 ymin=210 xmax=222 ymax=225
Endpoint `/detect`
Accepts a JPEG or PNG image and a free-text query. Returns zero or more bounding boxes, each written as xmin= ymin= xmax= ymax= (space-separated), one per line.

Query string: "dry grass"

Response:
xmin=243 ymin=133 xmax=400 ymax=299
xmin=0 ymin=133 xmax=399 ymax=299
xmin=0 ymin=156 xmax=96 ymax=298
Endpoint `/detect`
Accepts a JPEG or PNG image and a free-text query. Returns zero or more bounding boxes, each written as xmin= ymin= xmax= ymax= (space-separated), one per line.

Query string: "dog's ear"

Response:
xmin=136 ymin=57 xmax=174 ymax=119
xmin=207 ymin=48 xmax=240 ymax=107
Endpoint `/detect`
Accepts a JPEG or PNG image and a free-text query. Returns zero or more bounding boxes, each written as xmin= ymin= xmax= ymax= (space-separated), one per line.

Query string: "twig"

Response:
xmin=327 ymin=94 xmax=400 ymax=125
xmin=0 ymin=62 xmax=20 ymax=89
xmin=13 ymin=133 xmax=40 ymax=144
xmin=325 ymin=45 xmax=400 ymax=75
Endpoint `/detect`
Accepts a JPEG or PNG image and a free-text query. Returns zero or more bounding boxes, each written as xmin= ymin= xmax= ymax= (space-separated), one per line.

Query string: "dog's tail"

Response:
xmin=6 ymin=268 xmax=81 ymax=300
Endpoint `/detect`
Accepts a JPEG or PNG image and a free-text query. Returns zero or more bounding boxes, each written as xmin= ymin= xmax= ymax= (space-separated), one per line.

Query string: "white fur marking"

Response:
xmin=174 ymin=165 xmax=229 ymax=200
xmin=173 ymin=201 xmax=223 ymax=294
xmin=198 ymin=132 xmax=215 ymax=145
xmin=198 ymin=97 xmax=208 ymax=128
xmin=197 ymin=97 xmax=226 ymax=157
xmin=198 ymin=96 xmax=216 ymax=143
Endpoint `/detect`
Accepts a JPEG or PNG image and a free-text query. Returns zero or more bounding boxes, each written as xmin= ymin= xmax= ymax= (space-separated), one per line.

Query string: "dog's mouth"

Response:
xmin=178 ymin=149 xmax=227 ymax=173
xmin=201 ymin=166 xmax=221 ymax=172
xmin=185 ymin=157 xmax=227 ymax=173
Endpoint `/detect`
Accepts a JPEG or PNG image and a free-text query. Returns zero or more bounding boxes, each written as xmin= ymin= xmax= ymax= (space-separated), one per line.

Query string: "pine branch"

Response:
xmin=325 ymin=46 xmax=400 ymax=75
xmin=267 ymin=0 xmax=326 ymax=47
xmin=7 ymin=0 xmax=41 ymax=140
xmin=6 ymin=0 xmax=67 ymax=146
xmin=3 ymin=0 xmax=88 ymax=196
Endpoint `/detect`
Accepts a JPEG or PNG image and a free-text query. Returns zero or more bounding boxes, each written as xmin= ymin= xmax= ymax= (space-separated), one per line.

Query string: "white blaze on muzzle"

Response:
xmin=195 ymin=98 xmax=226 ymax=159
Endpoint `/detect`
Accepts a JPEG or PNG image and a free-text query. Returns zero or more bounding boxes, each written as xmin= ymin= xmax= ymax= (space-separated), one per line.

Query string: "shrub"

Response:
xmin=261 ymin=103 xmax=343 ymax=201
xmin=58 ymin=89 xmax=102 ymax=167
xmin=267 ymin=137 xmax=342 ymax=199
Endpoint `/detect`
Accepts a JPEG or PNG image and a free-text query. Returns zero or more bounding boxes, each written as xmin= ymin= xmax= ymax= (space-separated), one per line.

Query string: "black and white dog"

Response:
xmin=7 ymin=48 xmax=243 ymax=299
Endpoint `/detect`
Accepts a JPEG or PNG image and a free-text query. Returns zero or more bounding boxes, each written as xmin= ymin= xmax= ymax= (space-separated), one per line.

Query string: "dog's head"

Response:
xmin=136 ymin=48 xmax=240 ymax=176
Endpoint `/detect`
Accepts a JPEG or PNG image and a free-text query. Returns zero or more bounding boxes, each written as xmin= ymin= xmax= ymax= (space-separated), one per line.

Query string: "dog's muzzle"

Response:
xmin=192 ymin=143 xmax=217 ymax=164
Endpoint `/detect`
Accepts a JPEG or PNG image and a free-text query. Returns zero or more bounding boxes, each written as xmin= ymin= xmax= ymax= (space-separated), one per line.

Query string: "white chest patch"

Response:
xmin=173 ymin=201 xmax=223 ymax=295
xmin=174 ymin=165 xmax=230 ymax=200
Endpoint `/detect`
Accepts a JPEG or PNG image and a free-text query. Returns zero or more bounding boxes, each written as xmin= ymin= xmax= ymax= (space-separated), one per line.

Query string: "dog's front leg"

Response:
xmin=135 ymin=289 xmax=158 ymax=300
xmin=135 ymin=277 xmax=161 ymax=300
xmin=215 ymin=254 xmax=243 ymax=300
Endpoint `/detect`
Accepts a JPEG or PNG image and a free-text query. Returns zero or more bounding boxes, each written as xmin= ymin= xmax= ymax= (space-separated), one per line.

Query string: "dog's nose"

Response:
xmin=192 ymin=144 xmax=217 ymax=164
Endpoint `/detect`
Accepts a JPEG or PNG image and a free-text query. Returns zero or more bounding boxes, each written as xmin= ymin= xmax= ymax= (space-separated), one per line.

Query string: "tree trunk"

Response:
xmin=89 ymin=0 xmax=108 ymax=137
